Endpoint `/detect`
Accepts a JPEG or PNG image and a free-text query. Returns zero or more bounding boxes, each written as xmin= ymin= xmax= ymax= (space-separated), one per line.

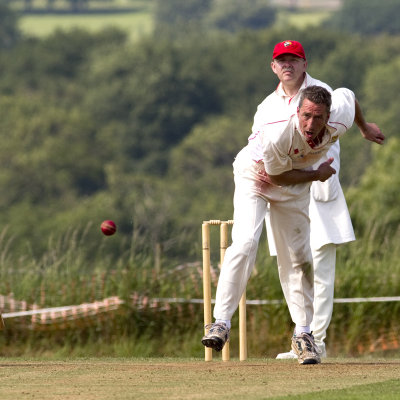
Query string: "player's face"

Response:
xmin=297 ymin=99 xmax=330 ymax=142
xmin=271 ymin=55 xmax=307 ymax=85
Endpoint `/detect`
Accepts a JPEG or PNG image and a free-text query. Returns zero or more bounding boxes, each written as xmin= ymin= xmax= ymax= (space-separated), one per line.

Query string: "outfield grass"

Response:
xmin=273 ymin=380 xmax=400 ymax=400
xmin=0 ymin=357 xmax=399 ymax=399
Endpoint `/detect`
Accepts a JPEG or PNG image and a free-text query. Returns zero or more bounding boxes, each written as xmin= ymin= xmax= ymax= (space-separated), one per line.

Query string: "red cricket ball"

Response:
xmin=101 ymin=220 xmax=117 ymax=236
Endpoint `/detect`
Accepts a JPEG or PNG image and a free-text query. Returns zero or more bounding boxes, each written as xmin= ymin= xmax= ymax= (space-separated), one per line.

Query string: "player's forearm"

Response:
xmin=354 ymin=99 xmax=368 ymax=132
xmin=354 ymin=99 xmax=385 ymax=144
xmin=269 ymin=158 xmax=336 ymax=185
xmin=268 ymin=169 xmax=321 ymax=186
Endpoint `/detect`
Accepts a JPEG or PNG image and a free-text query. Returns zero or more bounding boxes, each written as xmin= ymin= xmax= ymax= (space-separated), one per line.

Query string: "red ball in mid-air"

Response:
xmin=101 ymin=220 xmax=117 ymax=236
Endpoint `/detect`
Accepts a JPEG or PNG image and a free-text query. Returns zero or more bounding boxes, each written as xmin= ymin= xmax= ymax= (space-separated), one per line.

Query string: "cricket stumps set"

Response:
xmin=202 ymin=220 xmax=247 ymax=361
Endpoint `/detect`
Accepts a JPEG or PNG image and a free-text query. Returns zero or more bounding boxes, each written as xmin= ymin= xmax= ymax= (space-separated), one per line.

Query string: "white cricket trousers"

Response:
xmin=214 ymin=149 xmax=314 ymax=326
xmin=310 ymin=243 xmax=336 ymax=354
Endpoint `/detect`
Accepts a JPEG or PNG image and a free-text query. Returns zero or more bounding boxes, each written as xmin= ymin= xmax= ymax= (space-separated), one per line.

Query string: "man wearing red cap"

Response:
xmin=273 ymin=39 xmax=306 ymax=59
xmin=252 ymin=40 xmax=383 ymax=360
xmin=201 ymin=40 xmax=384 ymax=364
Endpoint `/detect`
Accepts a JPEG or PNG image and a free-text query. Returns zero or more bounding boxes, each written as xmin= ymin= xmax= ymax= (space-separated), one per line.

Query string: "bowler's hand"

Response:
xmin=317 ymin=157 xmax=336 ymax=182
xmin=360 ymin=122 xmax=385 ymax=145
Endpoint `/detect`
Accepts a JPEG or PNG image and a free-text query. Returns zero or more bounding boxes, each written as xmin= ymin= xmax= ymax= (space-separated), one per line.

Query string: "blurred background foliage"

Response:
xmin=0 ymin=0 xmax=399 ymax=357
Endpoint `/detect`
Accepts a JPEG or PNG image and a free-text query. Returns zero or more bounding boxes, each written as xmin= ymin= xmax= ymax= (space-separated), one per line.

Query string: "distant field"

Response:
xmin=277 ymin=10 xmax=332 ymax=28
xmin=18 ymin=9 xmax=331 ymax=39
xmin=0 ymin=357 xmax=399 ymax=399
xmin=19 ymin=12 xmax=153 ymax=40
xmin=14 ymin=0 xmax=153 ymax=39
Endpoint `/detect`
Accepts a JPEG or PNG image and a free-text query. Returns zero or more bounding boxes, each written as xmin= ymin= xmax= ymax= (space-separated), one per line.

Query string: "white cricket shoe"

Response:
xmin=202 ymin=322 xmax=230 ymax=352
xmin=291 ymin=332 xmax=321 ymax=365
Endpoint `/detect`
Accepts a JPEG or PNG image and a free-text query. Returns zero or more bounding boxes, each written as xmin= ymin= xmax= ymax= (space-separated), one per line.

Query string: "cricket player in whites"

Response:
xmin=253 ymin=40 xmax=383 ymax=358
xmin=202 ymin=41 xmax=384 ymax=365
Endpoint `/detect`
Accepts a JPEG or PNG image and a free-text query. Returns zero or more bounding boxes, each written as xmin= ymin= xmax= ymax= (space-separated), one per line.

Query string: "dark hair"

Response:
xmin=298 ymin=86 xmax=332 ymax=111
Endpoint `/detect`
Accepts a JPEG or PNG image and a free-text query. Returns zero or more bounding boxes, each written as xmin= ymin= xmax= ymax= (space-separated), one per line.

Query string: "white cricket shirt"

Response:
xmin=247 ymin=88 xmax=355 ymax=176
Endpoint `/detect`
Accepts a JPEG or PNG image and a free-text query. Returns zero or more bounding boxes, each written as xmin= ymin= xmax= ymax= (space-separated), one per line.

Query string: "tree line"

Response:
xmin=12 ymin=0 xmax=127 ymax=12
xmin=0 ymin=1 xmax=399 ymax=267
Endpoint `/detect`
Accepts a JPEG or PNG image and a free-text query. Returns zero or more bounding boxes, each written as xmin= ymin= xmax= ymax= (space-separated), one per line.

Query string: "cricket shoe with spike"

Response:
xmin=201 ymin=322 xmax=230 ymax=352
xmin=291 ymin=332 xmax=321 ymax=365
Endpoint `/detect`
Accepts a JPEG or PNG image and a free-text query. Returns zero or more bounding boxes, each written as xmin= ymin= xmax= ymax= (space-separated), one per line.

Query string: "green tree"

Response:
xmin=0 ymin=95 xmax=105 ymax=207
xmin=208 ymin=0 xmax=277 ymax=32
xmin=68 ymin=0 xmax=89 ymax=12
xmin=82 ymin=37 xmax=222 ymax=174
xmin=309 ymin=36 xmax=371 ymax=92
xmin=0 ymin=3 xmax=20 ymax=48
xmin=154 ymin=0 xmax=211 ymax=25
xmin=0 ymin=27 xmax=127 ymax=96
xmin=325 ymin=0 xmax=400 ymax=35
xmin=362 ymin=57 xmax=400 ymax=133
xmin=346 ymin=137 xmax=400 ymax=236
xmin=168 ymin=115 xmax=251 ymax=237
xmin=154 ymin=0 xmax=212 ymax=37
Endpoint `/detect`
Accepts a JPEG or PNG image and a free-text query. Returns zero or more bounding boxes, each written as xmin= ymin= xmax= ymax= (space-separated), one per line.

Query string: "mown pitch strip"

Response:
xmin=0 ymin=358 xmax=399 ymax=399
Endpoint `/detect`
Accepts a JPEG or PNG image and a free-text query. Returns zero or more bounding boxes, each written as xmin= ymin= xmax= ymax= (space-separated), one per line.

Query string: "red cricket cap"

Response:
xmin=272 ymin=40 xmax=306 ymax=60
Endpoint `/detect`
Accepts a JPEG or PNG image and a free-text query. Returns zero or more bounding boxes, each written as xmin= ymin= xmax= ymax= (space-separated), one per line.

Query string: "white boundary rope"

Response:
xmin=149 ymin=296 xmax=400 ymax=305
xmin=3 ymin=295 xmax=400 ymax=320
xmin=2 ymin=296 xmax=123 ymax=320
xmin=332 ymin=296 xmax=400 ymax=303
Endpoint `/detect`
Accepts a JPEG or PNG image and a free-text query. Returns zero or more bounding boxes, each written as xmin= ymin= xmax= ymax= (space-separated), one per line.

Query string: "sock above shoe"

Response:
xmin=295 ymin=325 xmax=311 ymax=335
xmin=215 ymin=319 xmax=231 ymax=330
